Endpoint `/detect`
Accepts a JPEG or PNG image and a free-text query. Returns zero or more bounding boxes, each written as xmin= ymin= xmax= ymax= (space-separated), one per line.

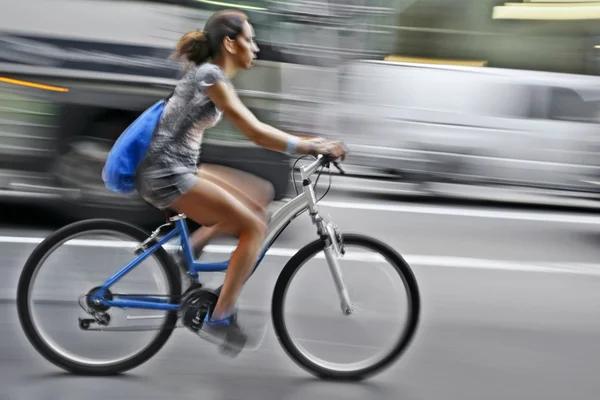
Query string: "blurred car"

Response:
xmin=331 ymin=60 xmax=600 ymax=194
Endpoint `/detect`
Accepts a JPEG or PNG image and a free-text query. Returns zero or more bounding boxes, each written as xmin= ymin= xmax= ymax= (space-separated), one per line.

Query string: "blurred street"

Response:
xmin=3 ymin=189 xmax=600 ymax=399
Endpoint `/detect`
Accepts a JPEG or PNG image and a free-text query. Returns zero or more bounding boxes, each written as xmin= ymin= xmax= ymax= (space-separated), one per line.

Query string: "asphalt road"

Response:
xmin=3 ymin=194 xmax=600 ymax=400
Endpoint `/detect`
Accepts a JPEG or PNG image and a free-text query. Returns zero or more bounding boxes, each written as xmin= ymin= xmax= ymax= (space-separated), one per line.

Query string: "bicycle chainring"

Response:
xmin=179 ymin=288 xmax=219 ymax=332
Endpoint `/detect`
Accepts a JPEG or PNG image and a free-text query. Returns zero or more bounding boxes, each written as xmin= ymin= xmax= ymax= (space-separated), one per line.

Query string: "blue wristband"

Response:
xmin=286 ymin=136 xmax=299 ymax=154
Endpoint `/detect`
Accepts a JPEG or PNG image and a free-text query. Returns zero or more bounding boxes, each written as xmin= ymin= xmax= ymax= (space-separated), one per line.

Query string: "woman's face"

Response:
xmin=233 ymin=20 xmax=259 ymax=69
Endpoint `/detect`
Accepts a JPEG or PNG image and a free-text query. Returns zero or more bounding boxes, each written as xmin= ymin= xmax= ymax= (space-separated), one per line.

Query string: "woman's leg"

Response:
xmin=186 ymin=163 xmax=275 ymax=257
xmin=169 ymin=176 xmax=267 ymax=321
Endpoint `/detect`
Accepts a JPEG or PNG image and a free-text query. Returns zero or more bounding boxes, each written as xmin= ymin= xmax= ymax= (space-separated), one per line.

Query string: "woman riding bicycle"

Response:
xmin=134 ymin=9 xmax=346 ymax=351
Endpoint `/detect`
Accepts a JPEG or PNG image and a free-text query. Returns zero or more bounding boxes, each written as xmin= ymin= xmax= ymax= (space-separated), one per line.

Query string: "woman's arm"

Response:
xmin=206 ymin=81 xmax=346 ymax=159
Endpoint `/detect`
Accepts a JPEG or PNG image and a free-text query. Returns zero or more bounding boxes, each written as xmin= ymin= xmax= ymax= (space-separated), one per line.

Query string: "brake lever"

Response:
xmin=333 ymin=161 xmax=345 ymax=175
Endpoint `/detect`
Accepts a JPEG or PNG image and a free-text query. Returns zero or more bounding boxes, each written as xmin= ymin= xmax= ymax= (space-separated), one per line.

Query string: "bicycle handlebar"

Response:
xmin=321 ymin=153 xmax=345 ymax=173
xmin=299 ymin=154 xmax=345 ymax=179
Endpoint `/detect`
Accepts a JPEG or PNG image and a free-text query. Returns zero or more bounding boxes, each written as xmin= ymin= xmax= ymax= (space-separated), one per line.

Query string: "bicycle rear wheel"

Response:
xmin=271 ymin=233 xmax=420 ymax=381
xmin=16 ymin=219 xmax=182 ymax=375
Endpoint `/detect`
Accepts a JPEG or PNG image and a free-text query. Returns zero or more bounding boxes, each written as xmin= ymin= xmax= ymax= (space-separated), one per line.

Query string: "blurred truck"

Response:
xmin=0 ymin=0 xmax=399 ymax=226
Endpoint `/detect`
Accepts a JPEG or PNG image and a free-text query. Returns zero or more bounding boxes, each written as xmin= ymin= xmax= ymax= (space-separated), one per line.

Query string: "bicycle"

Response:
xmin=16 ymin=154 xmax=420 ymax=381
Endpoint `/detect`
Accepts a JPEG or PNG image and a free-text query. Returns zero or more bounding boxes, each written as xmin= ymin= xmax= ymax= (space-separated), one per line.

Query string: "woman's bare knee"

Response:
xmin=237 ymin=211 xmax=267 ymax=239
xmin=170 ymin=177 xmax=261 ymax=234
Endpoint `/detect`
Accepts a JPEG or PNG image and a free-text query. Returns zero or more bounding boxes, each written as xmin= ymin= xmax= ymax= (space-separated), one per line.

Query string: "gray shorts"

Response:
xmin=135 ymin=164 xmax=199 ymax=210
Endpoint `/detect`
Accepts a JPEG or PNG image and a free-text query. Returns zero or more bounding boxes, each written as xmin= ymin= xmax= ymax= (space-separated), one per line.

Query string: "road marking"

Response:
xmin=1 ymin=235 xmax=600 ymax=276
xmin=317 ymin=200 xmax=600 ymax=224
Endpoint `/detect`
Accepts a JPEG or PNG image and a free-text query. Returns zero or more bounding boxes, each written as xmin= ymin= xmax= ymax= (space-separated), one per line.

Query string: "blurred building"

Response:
xmin=392 ymin=0 xmax=600 ymax=75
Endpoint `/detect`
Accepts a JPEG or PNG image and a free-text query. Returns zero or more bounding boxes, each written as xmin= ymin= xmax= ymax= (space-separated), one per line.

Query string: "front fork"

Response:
xmin=303 ymin=179 xmax=353 ymax=316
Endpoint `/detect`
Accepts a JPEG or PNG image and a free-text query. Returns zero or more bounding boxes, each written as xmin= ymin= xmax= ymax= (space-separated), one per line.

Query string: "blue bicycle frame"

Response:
xmin=90 ymin=156 xmax=336 ymax=313
xmin=94 ymin=217 xmax=254 ymax=312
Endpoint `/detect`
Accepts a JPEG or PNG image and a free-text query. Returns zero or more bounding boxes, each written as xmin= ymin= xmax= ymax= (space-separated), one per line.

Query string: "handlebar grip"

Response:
xmin=333 ymin=161 xmax=345 ymax=174
xmin=321 ymin=153 xmax=336 ymax=163
xmin=319 ymin=154 xmax=345 ymax=174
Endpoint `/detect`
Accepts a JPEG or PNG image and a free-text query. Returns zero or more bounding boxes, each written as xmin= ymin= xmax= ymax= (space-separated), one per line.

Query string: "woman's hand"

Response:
xmin=304 ymin=136 xmax=325 ymax=144
xmin=303 ymin=138 xmax=347 ymax=160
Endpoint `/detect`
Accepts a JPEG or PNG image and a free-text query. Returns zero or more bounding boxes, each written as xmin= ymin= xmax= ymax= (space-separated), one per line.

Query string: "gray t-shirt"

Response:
xmin=142 ymin=63 xmax=228 ymax=172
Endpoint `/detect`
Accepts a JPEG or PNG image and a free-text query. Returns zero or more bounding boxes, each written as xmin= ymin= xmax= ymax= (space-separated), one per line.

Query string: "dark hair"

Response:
xmin=172 ymin=9 xmax=248 ymax=66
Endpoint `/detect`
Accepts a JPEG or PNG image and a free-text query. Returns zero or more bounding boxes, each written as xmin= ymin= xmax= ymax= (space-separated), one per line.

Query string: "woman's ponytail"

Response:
xmin=172 ymin=30 xmax=212 ymax=66
xmin=171 ymin=10 xmax=248 ymax=67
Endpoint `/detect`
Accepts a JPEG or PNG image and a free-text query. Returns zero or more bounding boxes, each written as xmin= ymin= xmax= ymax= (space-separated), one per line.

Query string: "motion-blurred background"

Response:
xmin=4 ymin=0 xmax=600 ymax=225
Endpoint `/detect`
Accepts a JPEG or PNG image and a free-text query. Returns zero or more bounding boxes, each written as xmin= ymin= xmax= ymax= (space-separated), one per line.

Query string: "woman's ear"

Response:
xmin=222 ymin=36 xmax=238 ymax=55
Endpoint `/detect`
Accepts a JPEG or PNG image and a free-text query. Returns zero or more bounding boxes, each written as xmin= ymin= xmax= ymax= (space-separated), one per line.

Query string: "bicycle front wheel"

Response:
xmin=271 ymin=233 xmax=420 ymax=381
xmin=16 ymin=219 xmax=182 ymax=375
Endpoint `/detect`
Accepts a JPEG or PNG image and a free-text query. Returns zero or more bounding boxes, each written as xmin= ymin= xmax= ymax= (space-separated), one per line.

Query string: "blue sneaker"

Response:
xmin=199 ymin=311 xmax=248 ymax=356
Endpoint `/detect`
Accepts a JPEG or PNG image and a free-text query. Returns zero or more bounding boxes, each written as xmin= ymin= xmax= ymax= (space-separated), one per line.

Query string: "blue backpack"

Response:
xmin=102 ymin=95 xmax=170 ymax=194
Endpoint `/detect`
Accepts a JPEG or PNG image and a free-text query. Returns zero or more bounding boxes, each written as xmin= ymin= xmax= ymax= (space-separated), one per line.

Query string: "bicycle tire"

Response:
xmin=271 ymin=233 xmax=420 ymax=381
xmin=16 ymin=218 xmax=182 ymax=375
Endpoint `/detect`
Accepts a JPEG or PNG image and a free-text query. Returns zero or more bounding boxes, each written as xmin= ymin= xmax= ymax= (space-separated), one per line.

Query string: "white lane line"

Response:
xmin=1 ymin=235 xmax=600 ymax=276
xmin=318 ymin=200 xmax=600 ymax=224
